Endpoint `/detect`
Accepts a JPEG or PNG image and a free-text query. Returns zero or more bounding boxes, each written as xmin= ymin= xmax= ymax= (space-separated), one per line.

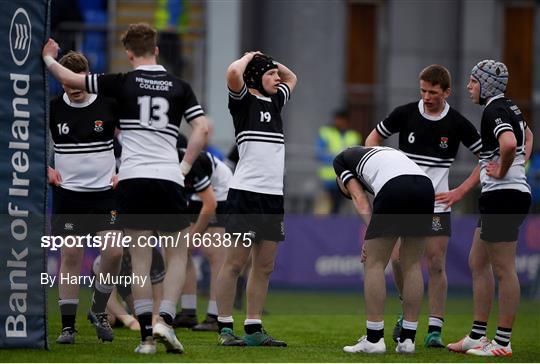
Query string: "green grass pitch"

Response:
xmin=3 ymin=288 xmax=539 ymax=362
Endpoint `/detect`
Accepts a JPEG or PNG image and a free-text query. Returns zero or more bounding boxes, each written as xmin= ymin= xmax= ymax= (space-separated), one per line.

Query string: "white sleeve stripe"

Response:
xmin=228 ymin=85 xmax=247 ymax=97
xmin=376 ymin=123 xmax=391 ymax=138
xmin=279 ymin=88 xmax=288 ymax=105
xmin=195 ymin=180 xmax=211 ymax=191
xmin=229 ymin=91 xmax=247 ymax=100
xmin=185 ymin=110 xmax=204 ymax=121
xmin=278 ymin=84 xmax=290 ymax=100
xmin=340 ymin=170 xmax=353 ymax=180
xmin=185 ymin=105 xmax=203 ymax=114
xmin=91 ymin=74 xmax=98 ymax=93
xmin=193 ymin=176 xmax=210 ymax=189
xmin=494 ymin=122 xmax=512 ymax=131
xmin=494 ymin=127 xmax=514 ymax=137
xmin=469 ymin=144 xmax=483 ymax=153
xmin=469 ymin=139 xmax=482 ymax=149
xmin=493 ymin=124 xmax=512 ymax=136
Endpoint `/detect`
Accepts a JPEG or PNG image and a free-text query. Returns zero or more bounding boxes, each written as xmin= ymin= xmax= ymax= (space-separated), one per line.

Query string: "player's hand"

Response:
xmin=47 ymin=166 xmax=62 ymax=186
xmin=486 ymin=162 xmax=503 ymax=179
xmin=111 ymin=174 xmax=119 ymax=189
xmin=244 ymin=51 xmax=262 ymax=60
xmin=42 ymin=38 xmax=59 ymax=59
xmin=435 ymin=188 xmax=464 ymax=210
xmin=360 ymin=244 xmax=367 ymax=263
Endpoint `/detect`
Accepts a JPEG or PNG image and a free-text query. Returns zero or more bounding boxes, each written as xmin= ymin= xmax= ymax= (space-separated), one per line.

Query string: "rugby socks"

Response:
xmin=428 ymin=316 xmax=444 ymax=334
xmin=217 ymin=316 xmax=234 ymax=332
xmin=244 ymin=318 xmax=262 ymax=335
xmin=134 ymin=299 xmax=153 ymax=340
xmin=366 ymin=320 xmax=384 ymax=343
xmin=159 ymin=299 xmax=176 ymax=326
xmin=494 ymin=327 xmax=512 ymax=347
xmin=207 ymin=300 xmax=218 ymax=320
xmin=59 ymin=299 xmax=79 ymax=330
xmin=399 ymin=320 xmax=418 ymax=343
xmin=91 ymin=281 xmax=114 ymax=313
xmin=469 ymin=320 xmax=487 ymax=340
xmin=180 ymin=294 xmax=197 ymax=317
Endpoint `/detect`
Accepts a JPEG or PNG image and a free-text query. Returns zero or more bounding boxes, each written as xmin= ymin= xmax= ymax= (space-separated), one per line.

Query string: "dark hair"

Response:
xmin=333 ymin=109 xmax=349 ymax=119
xmin=121 ymin=23 xmax=157 ymax=57
xmin=419 ymin=64 xmax=451 ymax=91
xmin=58 ymin=51 xmax=89 ymax=73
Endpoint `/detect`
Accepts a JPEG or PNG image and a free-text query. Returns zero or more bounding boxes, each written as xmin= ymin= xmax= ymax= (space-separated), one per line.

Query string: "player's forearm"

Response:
xmin=45 ymin=60 xmax=86 ymax=91
xmin=498 ymin=148 xmax=516 ymax=177
xmin=190 ymin=195 xmax=217 ymax=235
xmin=365 ymin=130 xmax=383 ymax=147
xmin=352 ymin=195 xmax=371 ymax=225
xmin=277 ymin=62 xmax=297 ymax=85
xmin=525 ymin=127 xmax=534 ymax=162
xmin=227 ymin=54 xmax=254 ymax=83
xmin=182 ymin=117 xmax=209 ymax=169
xmin=456 ymin=164 xmax=480 ymax=194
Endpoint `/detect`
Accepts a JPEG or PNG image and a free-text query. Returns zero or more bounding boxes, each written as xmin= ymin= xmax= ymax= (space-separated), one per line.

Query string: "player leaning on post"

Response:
xmin=448 ymin=60 xmax=532 ymax=357
xmin=215 ymin=52 xmax=297 ymax=346
xmin=365 ymin=64 xmax=482 ymax=347
xmin=335 ymin=146 xmax=435 ymax=354
xmin=49 ymin=51 xmax=122 ymax=344
xmin=43 ymin=23 xmax=209 ymax=354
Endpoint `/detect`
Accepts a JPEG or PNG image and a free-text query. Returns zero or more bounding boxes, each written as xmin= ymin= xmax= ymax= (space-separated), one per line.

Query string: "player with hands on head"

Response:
xmin=215 ymin=51 xmax=296 ymax=347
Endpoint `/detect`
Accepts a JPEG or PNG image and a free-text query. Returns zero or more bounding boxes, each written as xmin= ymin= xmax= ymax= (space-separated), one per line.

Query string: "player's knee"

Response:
xmin=252 ymin=260 xmax=274 ymax=278
xmin=61 ymin=252 xmax=81 ymax=269
xmin=105 ymin=246 xmax=123 ymax=263
xmin=427 ymin=254 xmax=445 ymax=276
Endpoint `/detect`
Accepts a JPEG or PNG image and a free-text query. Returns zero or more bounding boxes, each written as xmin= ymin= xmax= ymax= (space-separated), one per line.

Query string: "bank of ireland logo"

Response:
xmin=9 ymin=8 xmax=32 ymax=66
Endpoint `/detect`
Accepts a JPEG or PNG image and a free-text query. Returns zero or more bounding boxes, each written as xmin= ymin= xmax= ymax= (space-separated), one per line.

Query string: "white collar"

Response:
xmin=135 ymin=64 xmax=166 ymax=72
xmin=62 ymin=93 xmax=97 ymax=108
xmin=418 ymin=99 xmax=450 ymax=121
xmin=486 ymin=93 xmax=505 ymax=106
xmin=248 ymin=89 xmax=272 ymax=102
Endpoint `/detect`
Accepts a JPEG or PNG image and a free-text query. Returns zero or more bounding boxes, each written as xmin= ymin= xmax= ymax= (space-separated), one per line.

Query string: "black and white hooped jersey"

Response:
xmin=190 ymin=152 xmax=232 ymax=202
xmin=375 ymin=100 xmax=482 ymax=212
xmin=179 ymin=150 xmax=233 ymax=202
xmin=333 ymin=146 xmax=428 ymax=197
xmin=85 ymin=65 xmax=205 ymax=186
xmin=479 ymin=95 xmax=530 ymax=193
xmin=227 ymin=83 xmax=291 ymax=195
xmin=50 ymin=93 xmax=117 ymax=191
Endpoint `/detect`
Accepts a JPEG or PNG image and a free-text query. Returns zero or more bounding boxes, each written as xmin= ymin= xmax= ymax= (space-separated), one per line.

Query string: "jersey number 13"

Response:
xmin=138 ymin=96 xmax=169 ymax=128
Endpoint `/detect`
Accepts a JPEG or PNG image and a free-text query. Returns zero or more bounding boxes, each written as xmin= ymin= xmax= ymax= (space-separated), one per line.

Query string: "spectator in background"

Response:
xmin=316 ymin=110 xmax=362 ymax=214
xmin=154 ymin=0 xmax=187 ymax=77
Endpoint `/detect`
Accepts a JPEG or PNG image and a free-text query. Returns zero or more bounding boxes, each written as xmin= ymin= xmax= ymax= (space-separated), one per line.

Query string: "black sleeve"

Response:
xmin=85 ymin=73 xmax=125 ymax=98
xmin=181 ymin=82 xmax=205 ymax=123
xmin=186 ymin=153 xmax=213 ymax=193
xmin=458 ymin=115 xmax=482 ymax=154
xmin=484 ymin=106 xmax=514 ymax=139
xmin=333 ymin=151 xmax=356 ymax=186
xmin=275 ymin=83 xmax=291 ymax=111
xmin=375 ymin=105 xmax=406 ymax=139
xmin=228 ymin=83 xmax=250 ymax=115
